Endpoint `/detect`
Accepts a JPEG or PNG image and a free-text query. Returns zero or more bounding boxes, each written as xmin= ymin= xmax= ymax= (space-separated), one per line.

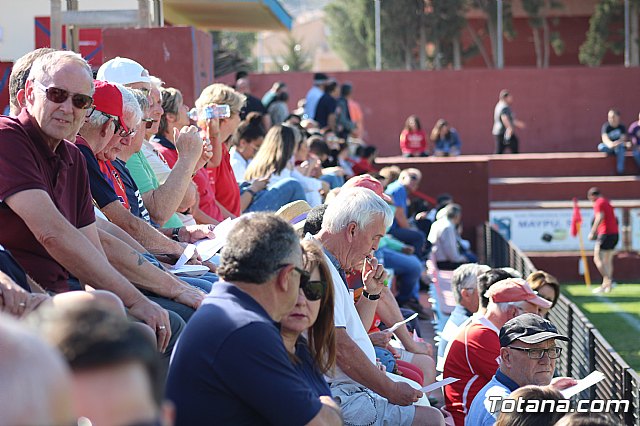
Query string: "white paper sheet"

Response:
xmin=173 ymin=243 xmax=196 ymax=269
xmin=560 ymin=371 xmax=605 ymax=399
xmin=169 ymin=264 xmax=209 ymax=277
xmin=385 ymin=372 xmax=431 ymax=406
xmin=387 ymin=313 xmax=419 ymax=333
xmin=421 ymin=377 xmax=459 ymax=393
xmin=194 ymin=218 xmax=239 ymax=261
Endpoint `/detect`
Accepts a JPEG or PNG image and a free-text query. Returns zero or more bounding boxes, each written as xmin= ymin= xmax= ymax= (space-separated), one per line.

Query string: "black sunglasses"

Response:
xmin=112 ymin=117 xmax=136 ymax=137
xmin=35 ymin=80 xmax=93 ymax=109
xmin=142 ymin=118 xmax=155 ymax=129
xmin=278 ymin=264 xmax=325 ymax=301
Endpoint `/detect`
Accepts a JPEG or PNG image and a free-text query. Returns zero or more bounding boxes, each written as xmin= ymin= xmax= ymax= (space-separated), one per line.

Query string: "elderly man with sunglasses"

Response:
xmin=0 ymin=51 xmax=175 ymax=345
xmin=466 ymin=314 xmax=577 ymax=426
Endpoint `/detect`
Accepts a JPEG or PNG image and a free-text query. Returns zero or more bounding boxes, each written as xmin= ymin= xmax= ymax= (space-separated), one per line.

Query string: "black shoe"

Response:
xmin=400 ymin=298 xmax=430 ymax=320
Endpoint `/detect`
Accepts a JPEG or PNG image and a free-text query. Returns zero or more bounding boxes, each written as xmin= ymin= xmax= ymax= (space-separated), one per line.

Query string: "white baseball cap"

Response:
xmin=96 ymin=57 xmax=151 ymax=85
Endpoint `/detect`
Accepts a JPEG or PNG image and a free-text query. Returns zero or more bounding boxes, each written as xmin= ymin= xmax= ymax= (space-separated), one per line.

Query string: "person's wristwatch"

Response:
xmin=246 ymin=188 xmax=257 ymax=197
xmin=362 ymin=290 xmax=381 ymax=301
xmin=171 ymin=227 xmax=181 ymax=242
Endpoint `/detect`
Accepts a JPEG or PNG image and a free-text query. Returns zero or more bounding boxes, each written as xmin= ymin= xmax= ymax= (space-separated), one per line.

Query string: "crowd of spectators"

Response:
xmin=598 ymin=108 xmax=640 ymax=174
xmin=0 ymin=47 xmax=619 ymax=426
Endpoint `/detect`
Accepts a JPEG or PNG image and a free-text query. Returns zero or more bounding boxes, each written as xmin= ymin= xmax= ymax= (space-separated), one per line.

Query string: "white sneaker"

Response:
xmin=592 ymin=286 xmax=605 ymax=294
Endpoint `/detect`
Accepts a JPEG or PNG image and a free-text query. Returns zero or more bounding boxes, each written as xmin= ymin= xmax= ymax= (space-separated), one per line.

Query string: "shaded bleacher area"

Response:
xmin=376 ymin=151 xmax=640 ymax=283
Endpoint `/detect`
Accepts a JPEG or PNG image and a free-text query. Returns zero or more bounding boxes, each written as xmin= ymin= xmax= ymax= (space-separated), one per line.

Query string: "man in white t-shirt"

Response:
xmin=314 ymin=187 xmax=444 ymax=426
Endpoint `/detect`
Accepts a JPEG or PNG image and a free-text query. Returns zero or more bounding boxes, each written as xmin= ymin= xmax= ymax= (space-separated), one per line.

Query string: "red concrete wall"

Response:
xmin=0 ymin=62 xmax=11 ymax=115
xmin=102 ymin=27 xmax=213 ymax=107
xmin=243 ymin=67 xmax=640 ymax=157
xmin=376 ymin=156 xmax=490 ymax=252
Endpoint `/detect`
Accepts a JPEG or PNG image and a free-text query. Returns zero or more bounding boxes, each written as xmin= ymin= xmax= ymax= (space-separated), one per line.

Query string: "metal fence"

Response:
xmin=482 ymin=223 xmax=640 ymax=425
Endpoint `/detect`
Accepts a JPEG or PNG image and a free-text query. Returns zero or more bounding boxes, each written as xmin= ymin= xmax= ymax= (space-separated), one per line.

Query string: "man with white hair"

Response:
xmin=443 ymin=278 xmax=552 ymax=426
xmin=436 ymin=263 xmax=487 ymax=368
xmin=0 ymin=51 xmax=171 ymax=345
xmin=315 ymin=187 xmax=445 ymax=426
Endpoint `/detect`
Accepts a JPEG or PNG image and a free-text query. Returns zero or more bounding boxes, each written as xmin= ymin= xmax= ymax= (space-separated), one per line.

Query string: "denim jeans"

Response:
xmin=598 ymin=142 xmax=626 ymax=174
xmin=243 ymin=178 xmax=306 ymax=212
xmin=319 ymin=173 xmax=344 ymax=189
xmin=388 ymin=227 xmax=427 ymax=260
xmin=379 ymin=248 xmax=422 ymax=304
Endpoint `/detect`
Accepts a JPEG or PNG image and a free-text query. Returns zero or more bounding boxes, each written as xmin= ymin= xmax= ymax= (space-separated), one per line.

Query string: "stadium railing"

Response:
xmin=481 ymin=223 xmax=640 ymax=425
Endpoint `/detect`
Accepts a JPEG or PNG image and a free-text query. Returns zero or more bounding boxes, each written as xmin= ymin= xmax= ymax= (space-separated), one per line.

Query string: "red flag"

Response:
xmin=570 ymin=197 xmax=582 ymax=237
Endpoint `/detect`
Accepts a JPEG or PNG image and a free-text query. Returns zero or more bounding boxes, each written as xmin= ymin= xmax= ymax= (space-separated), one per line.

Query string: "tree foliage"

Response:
xmin=325 ymin=0 xmax=370 ymax=69
xmin=325 ymin=0 xmax=467 ymax=70
xmin=272 ymin=34 xmax=313 ymax=72
xmin=577 ymin=0 xmax=640 ymax=66
xmin=521 ymin=0 xmax=564 ymax=68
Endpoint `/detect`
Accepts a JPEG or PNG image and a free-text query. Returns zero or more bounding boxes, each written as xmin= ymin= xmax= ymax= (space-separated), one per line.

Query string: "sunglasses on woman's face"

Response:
xmin=34 ymin=81 xmax=94 ymax=109
xmin=297 ymin=268 xmax=326 ymax=301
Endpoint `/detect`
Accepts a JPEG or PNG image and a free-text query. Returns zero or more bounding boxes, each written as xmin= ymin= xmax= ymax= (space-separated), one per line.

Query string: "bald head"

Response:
xmin=0 ymin=314 xmax=75 ymax=425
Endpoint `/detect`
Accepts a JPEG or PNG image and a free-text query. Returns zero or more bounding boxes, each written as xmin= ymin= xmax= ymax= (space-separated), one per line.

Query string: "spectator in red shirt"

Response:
xmin=587 ymin=187 xmax=619 ymax=294
xmin=443 ymin=278 xmax=552 ymax=426
xmin=400 ymin=115 xmax=428 ymax=157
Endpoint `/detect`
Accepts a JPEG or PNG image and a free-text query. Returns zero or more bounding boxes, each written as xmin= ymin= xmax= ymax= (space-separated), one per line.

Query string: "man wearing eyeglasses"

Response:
xmin=466 ymin=314 xmax=577 ymax=426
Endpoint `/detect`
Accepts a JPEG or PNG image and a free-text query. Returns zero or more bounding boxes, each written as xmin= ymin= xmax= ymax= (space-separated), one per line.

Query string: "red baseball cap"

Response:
xmin=91 ymin=80 xmax=128 ymax=132
xmin=485 ymin=278 xmax=552 ymax=309
xmin=343 ymin=175 xmax=393 ymax=203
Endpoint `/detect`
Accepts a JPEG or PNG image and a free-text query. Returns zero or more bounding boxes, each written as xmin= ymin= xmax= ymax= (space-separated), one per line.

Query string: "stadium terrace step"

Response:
xmin=489 ymin=175 xmax=640 ymax=202
xmin=488 ymin=152 xmax=640 ymax=178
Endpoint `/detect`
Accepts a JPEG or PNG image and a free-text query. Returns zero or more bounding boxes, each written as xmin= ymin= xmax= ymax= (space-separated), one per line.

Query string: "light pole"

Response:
xmin=624 ymin=0 xmax=630 ymax=67
xmin=496 ymin=0 xmax=504 ymax=69
xmin=374 ymin=0 xmax=381 ymax=70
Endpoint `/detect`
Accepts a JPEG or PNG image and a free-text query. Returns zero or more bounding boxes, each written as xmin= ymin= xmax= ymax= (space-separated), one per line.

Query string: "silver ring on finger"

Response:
xmin=158 ymin=325 xmax=167 ymax=330
xmin=19 ymin=302 xmax=26 ymax=307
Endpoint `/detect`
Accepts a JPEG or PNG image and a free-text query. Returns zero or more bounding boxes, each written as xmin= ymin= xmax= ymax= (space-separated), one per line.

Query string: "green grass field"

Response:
xmin=562 ymin=283 xmax=640 ymax=372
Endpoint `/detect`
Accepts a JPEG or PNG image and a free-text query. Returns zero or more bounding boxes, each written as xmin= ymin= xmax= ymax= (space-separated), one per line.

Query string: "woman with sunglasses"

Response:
xmin=280 ymin=239 xmax=336 ymax=396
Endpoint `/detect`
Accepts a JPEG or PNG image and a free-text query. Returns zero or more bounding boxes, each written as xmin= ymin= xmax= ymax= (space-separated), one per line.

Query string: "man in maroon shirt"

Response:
xmin=0 ymin=50 xmax=171 ymax=349
xmin=588 ymin=187 xmax=619 ymax=293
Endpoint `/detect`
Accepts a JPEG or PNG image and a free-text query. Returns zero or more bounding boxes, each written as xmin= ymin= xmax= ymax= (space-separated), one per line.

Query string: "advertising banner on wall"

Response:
xmin=489 ymin=208 xmax=623 ymax=252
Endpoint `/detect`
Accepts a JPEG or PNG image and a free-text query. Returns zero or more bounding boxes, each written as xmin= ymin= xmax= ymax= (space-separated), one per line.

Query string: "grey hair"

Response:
xmin=86 ymin=109 xmax=112 ymax=128
xmin=27 ymin=50 xmax=94 ymax=95
xmin=129 ymin=88 xmax=150 ymax=112
xmin=494 ymin=300 xmax=529 ymax=314
xmin=322 ymin=187 xmax=394 ymax=234
xmin=0 ymin=314 xmax=72 ymax=425
xmin=217 ymin=213 xmax=300 ymax=284
xmin=149 ymin=76 xmax=164 ymax=90
xmin=452 ymin=263 xmax=480 ymax=304
xmin=121 ymin=86 xmax=142 ymax=129
xmin=85 ymin=82 xmax=135 ymax=129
